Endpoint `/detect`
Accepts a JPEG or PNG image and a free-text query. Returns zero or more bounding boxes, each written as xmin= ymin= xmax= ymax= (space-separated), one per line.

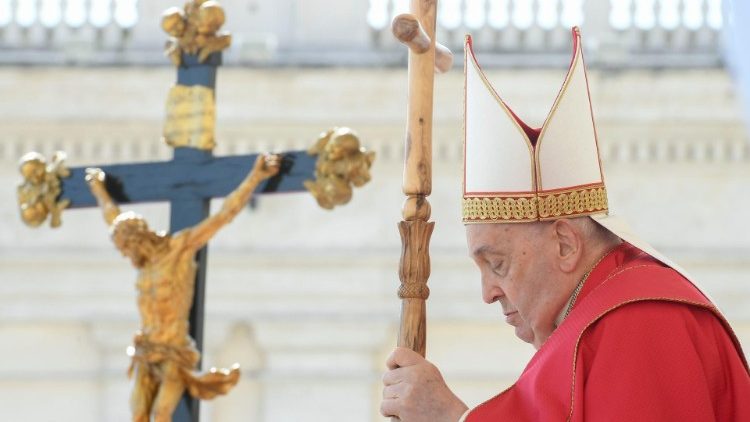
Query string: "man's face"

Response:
xmin=115 ymin=236 xmax=148 ymax=268
xmin=466 ymin=223 xmax=562 ymax=349
xmin=112 ymin=225 xmax=150 ymax=268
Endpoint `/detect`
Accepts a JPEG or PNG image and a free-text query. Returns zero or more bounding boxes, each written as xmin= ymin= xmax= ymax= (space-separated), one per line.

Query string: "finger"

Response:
xmin=382 ymin=383 xmax=401 ymax=399
xmin=380 ymin=397 xmax=400 ymax=418
xmin=386 ymin=347 xmax=424 ymax=370
xmin=382 ymin=366 xmax=406 ymax=386
xmin=89 ymin=169 xmax=104 ymax=182
xmin=262 ymin=154 xmax=280 ymax=170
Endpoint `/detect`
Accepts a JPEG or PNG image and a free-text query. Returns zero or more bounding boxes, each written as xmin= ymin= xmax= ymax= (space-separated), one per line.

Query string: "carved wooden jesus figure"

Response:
xmin=85 ymin=154 xmax=280 ymax=422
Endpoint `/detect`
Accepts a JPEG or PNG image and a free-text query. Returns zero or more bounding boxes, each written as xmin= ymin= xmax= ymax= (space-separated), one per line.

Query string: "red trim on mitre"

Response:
xmin=462 ymin=35 xmax=468 ymax=197
xmin=465 ymin=35 xmax=540 ymax=145
xmin=535 ymin=26 xmax=581 ymax=141
xmin=533 ymin=27 xmax=602 ymax=192
xmin=577 ymin=28 xmax=607 ymax=186
xmin=463 ymin=35 xmax=537 ymax=198
xmin=537 ymin=181 xmax=605 ymax=195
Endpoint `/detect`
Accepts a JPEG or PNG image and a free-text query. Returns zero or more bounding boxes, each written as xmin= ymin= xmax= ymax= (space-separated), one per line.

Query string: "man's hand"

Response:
xmin=252 ymin=153 xmax=281 ymax=181
xmin=84 ymin=167 xmax=120 ymax=224
xmin=85 ymin=168 xmax=108 ymax=197
xmin=381 ymin=347 xmax=469 ymax=422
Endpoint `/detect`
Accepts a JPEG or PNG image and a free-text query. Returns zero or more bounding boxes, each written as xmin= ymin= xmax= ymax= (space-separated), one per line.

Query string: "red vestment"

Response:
xmin=466 ymin=243 xmax=750 ymax=421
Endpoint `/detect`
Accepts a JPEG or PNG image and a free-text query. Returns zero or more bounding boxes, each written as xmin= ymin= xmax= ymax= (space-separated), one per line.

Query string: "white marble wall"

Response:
xmin=0 ymin=64 xmax=748 ymax=421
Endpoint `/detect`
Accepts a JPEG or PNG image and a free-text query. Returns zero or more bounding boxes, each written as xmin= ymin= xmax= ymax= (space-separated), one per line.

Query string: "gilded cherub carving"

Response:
xmin=304 ymin=127 xmax=375 ymax=209
xmin=162 ymin=0 xmax=232 ymax=66
xmin=85 ymin=154 xmax=280 ymax=422
xmin=17 ymin=151 xmax=70 ymax=228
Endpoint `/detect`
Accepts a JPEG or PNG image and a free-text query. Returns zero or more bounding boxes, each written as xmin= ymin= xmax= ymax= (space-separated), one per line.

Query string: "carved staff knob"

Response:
xmin=392 ymin=13 xmax=454 ymax=73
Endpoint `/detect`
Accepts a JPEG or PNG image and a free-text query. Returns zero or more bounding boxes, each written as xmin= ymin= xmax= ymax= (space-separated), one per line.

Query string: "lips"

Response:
xmin=504 ymin=311 xmax=519 ymax=325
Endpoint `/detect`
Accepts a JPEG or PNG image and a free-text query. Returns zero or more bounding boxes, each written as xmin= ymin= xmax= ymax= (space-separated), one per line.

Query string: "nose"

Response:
xmin=481 ymin=271 xmax=504 ymax=304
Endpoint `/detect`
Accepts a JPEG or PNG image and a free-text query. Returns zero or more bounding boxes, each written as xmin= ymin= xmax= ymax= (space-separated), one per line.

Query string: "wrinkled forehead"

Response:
xmin=465 ymin=221 xmax=547 ymax=236
xmin=465 ymin=222 xmax=548 ymax=256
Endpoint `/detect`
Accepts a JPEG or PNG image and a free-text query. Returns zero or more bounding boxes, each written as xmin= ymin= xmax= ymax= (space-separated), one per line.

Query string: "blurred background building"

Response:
xmin=0 ymin=0 xmax=748 ymax=421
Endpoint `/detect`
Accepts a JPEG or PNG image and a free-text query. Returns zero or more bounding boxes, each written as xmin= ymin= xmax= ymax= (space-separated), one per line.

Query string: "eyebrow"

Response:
xmin=470 ymin=245 xmax=500 ymax=258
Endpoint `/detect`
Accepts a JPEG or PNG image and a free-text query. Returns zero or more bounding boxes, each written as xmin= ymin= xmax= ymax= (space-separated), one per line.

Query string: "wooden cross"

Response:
xmin=16 ymin=2 xmax=373 ymax=421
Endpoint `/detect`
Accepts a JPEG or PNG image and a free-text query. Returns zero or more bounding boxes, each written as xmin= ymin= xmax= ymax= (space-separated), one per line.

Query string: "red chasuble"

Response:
xmin=466 ymin=243 xmax=750 ymax=421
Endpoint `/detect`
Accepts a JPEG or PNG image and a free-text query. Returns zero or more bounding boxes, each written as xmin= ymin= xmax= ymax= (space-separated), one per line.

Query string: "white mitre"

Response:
xmin=463 ymin=26 xmax=606 ymax=223
xmin=462 ymin=27 xmax=712 ymax=299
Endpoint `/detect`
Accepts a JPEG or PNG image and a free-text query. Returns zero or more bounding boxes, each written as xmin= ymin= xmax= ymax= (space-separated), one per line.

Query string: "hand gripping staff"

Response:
xmin=391 ymin=3 xmax=453 ymax=420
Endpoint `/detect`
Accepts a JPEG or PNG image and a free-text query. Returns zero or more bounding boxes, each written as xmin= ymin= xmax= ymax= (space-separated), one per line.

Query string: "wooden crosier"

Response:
xmin=392 ymin=0 xmax=453 ymax=377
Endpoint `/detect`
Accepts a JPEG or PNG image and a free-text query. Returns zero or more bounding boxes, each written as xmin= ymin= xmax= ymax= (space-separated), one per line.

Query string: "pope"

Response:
xmin=381 ymin=28 xmax=750 ymax=422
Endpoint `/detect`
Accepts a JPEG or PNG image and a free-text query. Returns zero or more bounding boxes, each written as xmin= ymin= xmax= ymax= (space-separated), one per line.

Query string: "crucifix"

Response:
xmin=15 ymin=1 xmax=374 ymax=421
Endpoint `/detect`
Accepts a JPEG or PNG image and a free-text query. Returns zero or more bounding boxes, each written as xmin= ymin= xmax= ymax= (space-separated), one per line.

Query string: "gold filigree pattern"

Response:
xmin=538 ymin=187 xmax=608 ymax=219
xmin=463 ymin=187 xmax=608 ymax=222
xmin=462 ymin=196 xmax=538 ymax=222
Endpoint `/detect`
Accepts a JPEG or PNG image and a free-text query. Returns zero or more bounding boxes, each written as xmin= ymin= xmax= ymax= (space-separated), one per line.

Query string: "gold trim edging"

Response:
xmin=463 ymin=187 xmax=608 ymax=222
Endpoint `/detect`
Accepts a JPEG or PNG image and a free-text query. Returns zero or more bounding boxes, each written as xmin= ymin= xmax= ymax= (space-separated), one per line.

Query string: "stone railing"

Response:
xmin=369 ymin=0 xmax=724 ymax=66
xmin=0 ymin=0 xmax=726 ymax=66
xmin=0 ymin=0 xmax=142 ymax=61
xmin=2 ymin=126 xmax=747 ymax=167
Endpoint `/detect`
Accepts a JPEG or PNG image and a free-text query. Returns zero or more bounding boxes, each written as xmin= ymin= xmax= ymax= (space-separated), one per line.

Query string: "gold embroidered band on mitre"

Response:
xmin=463 ymin=186 xmax=608 ymax=223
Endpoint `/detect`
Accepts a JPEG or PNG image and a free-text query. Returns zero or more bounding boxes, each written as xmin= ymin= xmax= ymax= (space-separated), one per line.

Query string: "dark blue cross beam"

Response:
xmin=61 ymin=149 xmax=316 ymax=208
xmin=57 ymin=52 xmax=317 ymax=422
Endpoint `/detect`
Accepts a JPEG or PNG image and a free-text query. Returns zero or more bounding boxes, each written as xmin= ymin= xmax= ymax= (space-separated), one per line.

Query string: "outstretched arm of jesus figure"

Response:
xmin=381 ymin=347 xmax=469 ymax=422
xmin=181 ymin=153 xmax=281 ymax=250
xmin=85 ymin=168 xmax=121 ymax=225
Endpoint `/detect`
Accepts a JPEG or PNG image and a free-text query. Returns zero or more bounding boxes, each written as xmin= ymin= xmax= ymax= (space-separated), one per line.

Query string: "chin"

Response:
xmin=515 ymin=326 xmax=535 ymax=345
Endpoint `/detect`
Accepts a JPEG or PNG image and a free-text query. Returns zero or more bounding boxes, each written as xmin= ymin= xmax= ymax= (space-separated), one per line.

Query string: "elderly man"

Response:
xmin=381 ymin=28 xmax=750 ymax=421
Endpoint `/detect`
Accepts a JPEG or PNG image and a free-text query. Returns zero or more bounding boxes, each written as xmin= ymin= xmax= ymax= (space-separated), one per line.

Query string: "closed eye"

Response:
xmin=491 ymin=261 xmax=506 ymax=277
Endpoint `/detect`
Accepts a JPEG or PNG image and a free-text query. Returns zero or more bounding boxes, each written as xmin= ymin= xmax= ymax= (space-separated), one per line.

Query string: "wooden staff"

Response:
xmin=392 ymin=0 xmax=453 ymax=361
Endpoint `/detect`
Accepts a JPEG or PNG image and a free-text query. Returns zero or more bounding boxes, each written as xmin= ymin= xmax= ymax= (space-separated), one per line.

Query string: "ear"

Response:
xmin=552 ymin=219 xmax=584 ymax=273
